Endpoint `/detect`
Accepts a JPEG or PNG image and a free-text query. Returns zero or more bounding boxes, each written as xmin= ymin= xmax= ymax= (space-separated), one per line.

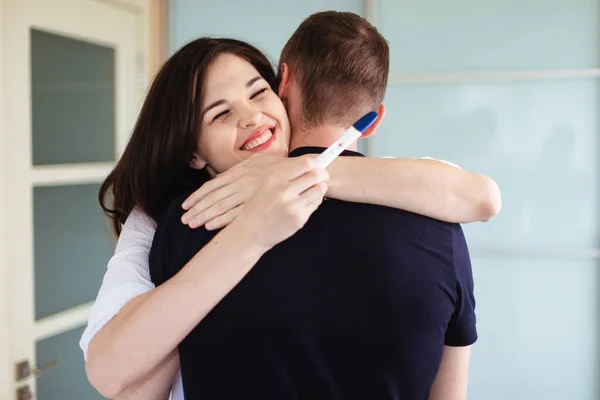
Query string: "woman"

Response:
xmin=82 ymin=37 xmax=500 ymax=399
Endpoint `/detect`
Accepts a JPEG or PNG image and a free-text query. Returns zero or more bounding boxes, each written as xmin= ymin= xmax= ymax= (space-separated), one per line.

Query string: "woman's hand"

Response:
xmin=181 ymin=154 xmax=307 ymax=230
xmin=229 ymin=156 xmax=329 ymax=251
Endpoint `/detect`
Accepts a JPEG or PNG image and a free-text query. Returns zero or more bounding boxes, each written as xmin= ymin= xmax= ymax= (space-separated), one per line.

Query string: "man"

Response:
xmin=151 ymin=11 xmax=476 ymax=399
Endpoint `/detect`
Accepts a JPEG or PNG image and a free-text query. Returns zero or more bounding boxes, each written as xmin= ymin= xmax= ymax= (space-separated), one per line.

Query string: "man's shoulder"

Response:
xmin=153 ymin=190 xmax=215 ymax=250
xmin=324 ymin=198 xmax=457 ymax=230
xmin=161 ymin=191 xmax=192 ymax=222
xmin=155 ymin=190 xmax=199 ymax=236
xmin=318 ymin=200 xmax=459 ymax=258
xmin=150 ymin=190 xmax=215 ymax=285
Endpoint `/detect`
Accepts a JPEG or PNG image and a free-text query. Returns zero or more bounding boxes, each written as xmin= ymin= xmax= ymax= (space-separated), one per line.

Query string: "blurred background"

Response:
xmin=0 ymin=0 xmax=598 ymax=399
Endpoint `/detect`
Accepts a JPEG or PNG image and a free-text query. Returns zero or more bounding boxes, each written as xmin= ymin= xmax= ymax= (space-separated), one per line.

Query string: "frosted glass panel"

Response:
xmin=376 ymin=80 xmax=600 ymax=247
xmin=170 ymin=0 xmax=364 ymax=61
xmin=379 ymin=0 xmax=600 ymax=73
xmin=31 ymin=29 xmax=116 ymax=165
xmin=34 ymin=184 xmax=113 ymax=320
xmin=468 ymin=257 xmax=599 ymax=400
xmin=36 ymin=326 xmax=105 ymax=400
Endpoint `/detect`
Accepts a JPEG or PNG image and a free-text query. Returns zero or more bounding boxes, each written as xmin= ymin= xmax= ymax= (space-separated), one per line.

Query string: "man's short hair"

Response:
xmin=280 ymin=11 xmax=389 ymax=128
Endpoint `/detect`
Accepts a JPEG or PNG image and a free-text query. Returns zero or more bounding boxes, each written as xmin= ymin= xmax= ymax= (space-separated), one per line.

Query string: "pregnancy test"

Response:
xmin=314 ymin=111 xmax=378 ymax=168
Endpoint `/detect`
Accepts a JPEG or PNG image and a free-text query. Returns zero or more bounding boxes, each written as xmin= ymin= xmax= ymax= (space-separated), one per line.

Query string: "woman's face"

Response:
xmin=195 ymin=53 xmax=291 ymax=173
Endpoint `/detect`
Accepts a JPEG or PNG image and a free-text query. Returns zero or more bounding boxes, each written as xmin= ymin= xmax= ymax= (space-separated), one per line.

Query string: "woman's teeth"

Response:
xmin=242 ymin=129 xmax=273 ymax=150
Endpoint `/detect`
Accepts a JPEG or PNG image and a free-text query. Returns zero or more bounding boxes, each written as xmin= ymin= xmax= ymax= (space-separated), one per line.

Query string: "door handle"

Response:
xmin=32 ymin=359 xmax=62 ymax=377
xmin=15 ymin=359 xmax=62 ymax=381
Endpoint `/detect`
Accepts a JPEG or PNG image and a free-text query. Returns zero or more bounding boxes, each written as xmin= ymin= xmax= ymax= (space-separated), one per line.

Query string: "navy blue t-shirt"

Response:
xmin=150 ymin=147 xmax=477 ymax=400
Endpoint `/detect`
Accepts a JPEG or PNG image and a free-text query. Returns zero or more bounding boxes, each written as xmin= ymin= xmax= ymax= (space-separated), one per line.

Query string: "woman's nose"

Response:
xmin=239 ymin=106 xmax=262 ymax=128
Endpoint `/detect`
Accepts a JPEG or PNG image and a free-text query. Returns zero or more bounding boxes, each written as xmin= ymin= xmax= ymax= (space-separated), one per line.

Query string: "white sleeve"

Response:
xmin=79 ymin=208 xmax=157 ymax=358
xmin=380 ymin=156 xmax=463 ymax=169
xmin=419 ymin=156 xmax=462 ymax=170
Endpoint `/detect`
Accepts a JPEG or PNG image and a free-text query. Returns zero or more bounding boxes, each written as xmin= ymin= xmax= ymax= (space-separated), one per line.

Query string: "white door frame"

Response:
xmin=0 ymin=0 xmax=166 ymax=398
xmin=0 ymin=1 xmax=11 ymax=398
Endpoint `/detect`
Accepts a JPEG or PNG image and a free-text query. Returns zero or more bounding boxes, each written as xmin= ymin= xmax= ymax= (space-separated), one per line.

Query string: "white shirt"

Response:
xmin=79 ymin=209 xmax=185 ymax=399
xmin=79 ymin=157 xmax=460 ymax=400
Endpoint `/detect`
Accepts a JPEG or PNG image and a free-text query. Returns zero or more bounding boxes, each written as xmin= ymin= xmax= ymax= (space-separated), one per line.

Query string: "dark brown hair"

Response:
xmin=100 ymin=38 xmax=276 ymax=236
xmin=279 ymin=11 xmax=389 ymax=128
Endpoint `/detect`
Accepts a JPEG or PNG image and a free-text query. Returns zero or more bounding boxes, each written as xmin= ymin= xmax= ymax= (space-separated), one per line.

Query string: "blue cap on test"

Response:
xmin=352 ymin=111 xmax=379 ymax=133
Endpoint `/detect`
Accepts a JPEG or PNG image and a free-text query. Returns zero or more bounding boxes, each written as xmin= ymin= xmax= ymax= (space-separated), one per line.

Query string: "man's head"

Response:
xmin=278 ymin=11 xmax=389 ymax=135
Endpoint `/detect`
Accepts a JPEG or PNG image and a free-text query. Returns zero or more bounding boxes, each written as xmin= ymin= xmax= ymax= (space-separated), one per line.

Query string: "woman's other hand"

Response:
xmin=230 ymin=156 xmax=328 ymax=251
xmin=181 ymin=154 xmax=313 ymax=230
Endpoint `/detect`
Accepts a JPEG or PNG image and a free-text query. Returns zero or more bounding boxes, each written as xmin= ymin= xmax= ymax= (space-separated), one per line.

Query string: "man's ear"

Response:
xmin=190 ymin=152 xmax=208 ymax=170
xmin=278 ymin=63 xmax=291 ymax=100
xmin=360 ymin=104 xmax=386 ymax=138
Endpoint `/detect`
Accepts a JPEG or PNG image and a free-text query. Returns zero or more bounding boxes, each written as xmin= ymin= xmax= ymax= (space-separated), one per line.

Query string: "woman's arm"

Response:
xmin=327 ymin=157 xmax=501 ymax=223
xmin=84 ymin=157 xmax=328 ymax=398
xmin=180 ymin=155 xmax=501 ymax=229
xmin=86 ymin=221 xmax=268 ymax=398
xmin=113 ymin=350 xmax=179 ymax=400
xmin=80 ymin=210 xmax=157 ymax=358
xmin=81 ymin=209 xmax=176 ymax=398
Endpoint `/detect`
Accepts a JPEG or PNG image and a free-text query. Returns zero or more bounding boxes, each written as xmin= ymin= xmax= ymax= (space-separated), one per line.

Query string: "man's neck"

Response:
xmin=289 ymin=125 xmax=358 ymax=153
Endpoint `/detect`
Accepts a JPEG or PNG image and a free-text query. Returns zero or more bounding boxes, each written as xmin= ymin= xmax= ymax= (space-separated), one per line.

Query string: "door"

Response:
xmin=2 ymin=0 xmax=144 ymax=398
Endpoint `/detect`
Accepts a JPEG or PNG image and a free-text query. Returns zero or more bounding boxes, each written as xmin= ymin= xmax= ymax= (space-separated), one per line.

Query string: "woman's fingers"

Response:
xmin=188 ymin=193 xmax=244 ymax=229
xmin=182 ymin=179 xmax=238 ymax=225
xmin=281 ymin=157 xmax=319 ymax=181
xmin=181 ymin=172 xmax=235 ymax=211
xmin=183 ymin=156 xmax=324 ymax=230
xmin=205 ymin=205 xmax=242 ymax=231
xmin=297 ymin=182 xmax=328 ymax=209
xmin=286 ymin=167 xmax=329 ymax=198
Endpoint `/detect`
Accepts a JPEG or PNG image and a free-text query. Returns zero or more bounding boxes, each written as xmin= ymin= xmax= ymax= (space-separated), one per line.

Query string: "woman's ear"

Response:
xmin=360 ymin=104 xmax=386 ymax=138
xmin=278 ymin=63 xmax=291 ymax=100
xmin=190 ymin=153 xmax=208 ymax=170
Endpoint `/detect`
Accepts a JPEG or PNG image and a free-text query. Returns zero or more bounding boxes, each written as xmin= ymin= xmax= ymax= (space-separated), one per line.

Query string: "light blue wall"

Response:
xmin=169 ymin=0 xmax=364 ymax=62
xmin=379 ymin=0 xmax=600 ymax=73
xmin=169 ymin=1 xmax=600 ymax=398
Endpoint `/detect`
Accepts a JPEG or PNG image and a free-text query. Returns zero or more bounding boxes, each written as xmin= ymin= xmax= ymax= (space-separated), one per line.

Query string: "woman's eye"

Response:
xmin=250 ymin=88 xmax=267 ymax=99
xmin=213 ymin=110 xmax=230 ymax=121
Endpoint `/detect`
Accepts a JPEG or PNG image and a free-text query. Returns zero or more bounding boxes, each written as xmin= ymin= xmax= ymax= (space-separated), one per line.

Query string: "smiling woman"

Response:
xmin=97 ymin=38 xmax=285 ymax=236
xmin=192 ymin=53 xmax=291 ymax=173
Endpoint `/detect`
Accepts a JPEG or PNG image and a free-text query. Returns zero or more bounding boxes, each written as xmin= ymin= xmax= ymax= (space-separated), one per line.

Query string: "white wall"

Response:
xmin=0 ymin=1 xmax=12 ymax=398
